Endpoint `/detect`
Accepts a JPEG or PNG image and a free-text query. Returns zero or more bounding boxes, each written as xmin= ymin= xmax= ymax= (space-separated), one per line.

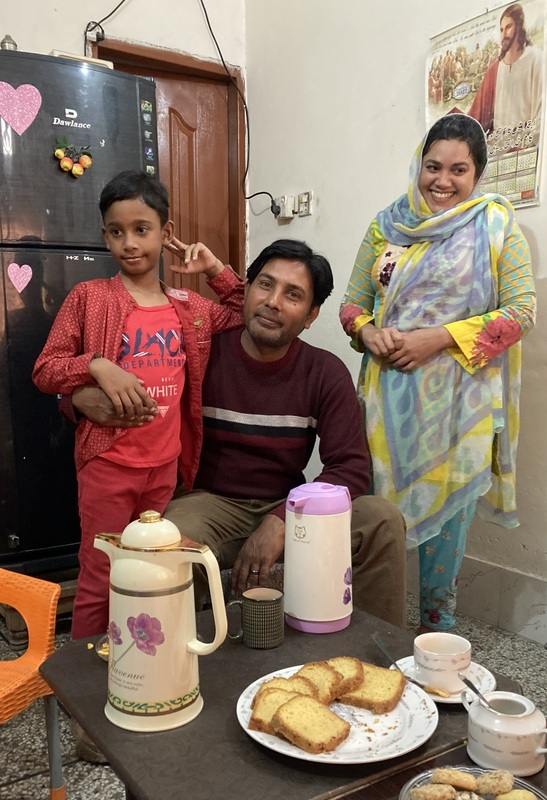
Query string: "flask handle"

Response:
xmin=186 ymin=548 xmax=227 ymax=655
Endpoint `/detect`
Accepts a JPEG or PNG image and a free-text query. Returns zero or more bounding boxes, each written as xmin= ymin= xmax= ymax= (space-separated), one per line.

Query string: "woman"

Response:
xmin=339 ymin=114 xmax=535 ymax=631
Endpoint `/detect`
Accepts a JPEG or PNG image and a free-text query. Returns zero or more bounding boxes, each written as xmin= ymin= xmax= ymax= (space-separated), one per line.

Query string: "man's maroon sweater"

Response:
xmin=195 ymin=328 xmax=371 ymax=518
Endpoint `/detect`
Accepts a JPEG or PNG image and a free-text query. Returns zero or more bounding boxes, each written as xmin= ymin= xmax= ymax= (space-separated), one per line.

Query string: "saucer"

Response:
xmin=395 ymin=656 xmax=496 ymax=704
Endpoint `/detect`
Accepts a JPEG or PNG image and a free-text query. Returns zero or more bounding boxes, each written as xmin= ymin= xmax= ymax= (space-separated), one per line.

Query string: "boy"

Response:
xmin=33 ymin=170 xmax=243 ymax=639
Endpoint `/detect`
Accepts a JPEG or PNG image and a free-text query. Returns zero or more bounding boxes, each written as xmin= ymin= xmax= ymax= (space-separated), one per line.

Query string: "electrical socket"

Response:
xmin=275 ymin=194 xmax=297 ymax=220
xmin=297 ymin=191 xmax=313 ymax=216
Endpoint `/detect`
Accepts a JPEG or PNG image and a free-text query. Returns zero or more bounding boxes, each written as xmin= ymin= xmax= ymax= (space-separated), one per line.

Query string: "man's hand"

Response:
xmin=231 ymin=515 xmax=285 ymax=594
xmin=360 ymin=323 xmax=404 ymax=357
xmin=72 ymin=385 xmax=157 ymax=427
xmin=88 ymin=358 xmax=152 ymax=419
xmin=165 ymin=238 xmax=224 ymax=279
xmin=386 ymin=327 xmax=455 ymax=371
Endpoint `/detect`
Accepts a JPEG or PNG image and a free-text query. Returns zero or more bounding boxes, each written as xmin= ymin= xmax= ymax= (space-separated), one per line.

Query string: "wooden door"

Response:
xmin=95 ymin=40 xmax=245 ymax=297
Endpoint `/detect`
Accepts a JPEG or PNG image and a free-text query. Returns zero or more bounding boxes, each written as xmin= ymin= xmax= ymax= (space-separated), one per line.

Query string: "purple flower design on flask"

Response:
xmin=127 ymin=613 xmax=165 ymax=656
xmin=344 ymin=567 xmax=352 ymax=585
xmin=111 ymin=613 xmax=166 ymax=668
xmin=343 ymin=587 xmax=352 ymax=605
xmin=107 ymin=621 xmax=123 ymax=645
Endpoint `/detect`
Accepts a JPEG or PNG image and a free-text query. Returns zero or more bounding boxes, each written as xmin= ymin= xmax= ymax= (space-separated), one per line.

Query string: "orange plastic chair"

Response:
xmin=0 ymin=568 xmax=66 ymax=800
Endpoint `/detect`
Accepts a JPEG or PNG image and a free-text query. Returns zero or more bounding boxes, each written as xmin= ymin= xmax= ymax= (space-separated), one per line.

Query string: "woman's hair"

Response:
xmin=246 ymin=239 xmax=333 ymax=307
xmin=422 ymin=115 xmax=488 ymax=177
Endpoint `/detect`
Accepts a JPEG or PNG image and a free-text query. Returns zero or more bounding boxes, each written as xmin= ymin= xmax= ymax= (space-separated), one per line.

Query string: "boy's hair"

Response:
xmin=246 ymin=239 xmax=334 ymax=307
xmin=99 ymin=170 xmax=169 ymax=226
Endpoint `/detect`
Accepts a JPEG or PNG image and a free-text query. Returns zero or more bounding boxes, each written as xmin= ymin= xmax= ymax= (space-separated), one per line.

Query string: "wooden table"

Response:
xmin=41 ymin=609 xmax=521 ymax=800
xmin=337 ymin=744 xmax=546 ymax=800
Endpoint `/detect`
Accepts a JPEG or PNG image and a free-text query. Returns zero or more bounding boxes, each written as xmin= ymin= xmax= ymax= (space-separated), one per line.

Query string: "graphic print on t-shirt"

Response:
xmin=118 ymin=322 xmax=184 ymax=416
xmin=102 ymin=303 xmax=186 ymax=468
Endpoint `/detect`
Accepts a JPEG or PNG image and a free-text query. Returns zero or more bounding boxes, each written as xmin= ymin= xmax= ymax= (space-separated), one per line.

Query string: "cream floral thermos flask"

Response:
xmin=284 ymin=482 xmax=353 ymax=633
xmin=94 ymin=511 xmax=227 ymax=732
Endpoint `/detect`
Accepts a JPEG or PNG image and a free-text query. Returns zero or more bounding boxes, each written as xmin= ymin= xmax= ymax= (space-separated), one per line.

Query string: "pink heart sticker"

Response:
xmin=7 ymin=263 xmax=33 ymax=293
xmin=0 ymin=82 xmax=42 ymax=135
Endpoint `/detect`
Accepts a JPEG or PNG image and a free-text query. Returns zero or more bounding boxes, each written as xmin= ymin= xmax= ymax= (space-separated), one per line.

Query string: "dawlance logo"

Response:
xmin=52 ymin=107 xmax=91 ymax=129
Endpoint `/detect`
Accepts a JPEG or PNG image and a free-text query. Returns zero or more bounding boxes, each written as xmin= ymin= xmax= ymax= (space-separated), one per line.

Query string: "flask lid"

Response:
xmin=286 ymin=482 xmax=351 ymax=515
xmin=139 ymin=510 xmax=161 ymax=524
xmin=120 ymin=510 xmax=181 ymax=548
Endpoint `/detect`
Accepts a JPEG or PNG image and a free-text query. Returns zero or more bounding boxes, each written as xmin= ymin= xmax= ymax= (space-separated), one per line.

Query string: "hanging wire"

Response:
xmin=198 ymin=0 xmax=280 ymax=216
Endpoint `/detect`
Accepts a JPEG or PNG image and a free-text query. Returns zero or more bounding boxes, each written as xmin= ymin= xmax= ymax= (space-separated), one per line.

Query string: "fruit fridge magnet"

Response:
xmin=53 ymin=137 xmax=93 ymax=178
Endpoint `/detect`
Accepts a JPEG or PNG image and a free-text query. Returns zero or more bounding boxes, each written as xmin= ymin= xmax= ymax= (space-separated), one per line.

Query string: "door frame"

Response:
xmin=93 ymin=39 xmax=246 ymax=274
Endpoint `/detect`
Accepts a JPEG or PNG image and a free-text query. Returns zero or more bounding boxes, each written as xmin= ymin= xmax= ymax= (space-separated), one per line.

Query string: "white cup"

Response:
xmin=414 ymin=632 xmax=471 ymax=693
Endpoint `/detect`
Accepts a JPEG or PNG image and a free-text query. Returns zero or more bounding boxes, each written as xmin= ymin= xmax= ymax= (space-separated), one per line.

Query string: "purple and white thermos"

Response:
xmin=284 ymin=482 xmax=352 ymax=633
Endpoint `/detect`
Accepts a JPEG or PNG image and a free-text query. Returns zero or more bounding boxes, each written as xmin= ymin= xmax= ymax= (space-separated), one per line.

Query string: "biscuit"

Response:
xmin=496 ymin=791 xmax=537 ymax=800
xmin=432 ymin=768 xmax=478 ymax=791
xmin=409 ymin=784 xmax=457 ymax=800
xmin=476 ymin=770 xmax=514 ymax=796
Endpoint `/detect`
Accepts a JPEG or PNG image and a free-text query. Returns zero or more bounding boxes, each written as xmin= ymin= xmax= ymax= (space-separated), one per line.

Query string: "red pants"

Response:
xmin=72 ymin=456 xmax=178 ymax=639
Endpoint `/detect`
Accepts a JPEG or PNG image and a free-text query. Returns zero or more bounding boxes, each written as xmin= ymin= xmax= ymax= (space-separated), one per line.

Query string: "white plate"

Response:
xmin=236 ymin=664 xmax=439 ymax=765
xmin=399 ymin=765 xmax=547 ymax=800
xmin=394 ymin=656 xmax=496 ymax=704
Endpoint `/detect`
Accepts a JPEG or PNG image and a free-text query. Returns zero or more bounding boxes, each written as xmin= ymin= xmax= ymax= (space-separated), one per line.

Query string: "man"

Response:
xmin=73 ymin=239 xmax=407 ymax=626
xmin=468 ymin=3 xmax=543 ymax=134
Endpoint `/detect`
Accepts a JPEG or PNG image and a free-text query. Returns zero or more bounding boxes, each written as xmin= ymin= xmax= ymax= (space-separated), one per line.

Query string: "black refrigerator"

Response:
xmin=0 ymin=50 xmax=159 ymax=572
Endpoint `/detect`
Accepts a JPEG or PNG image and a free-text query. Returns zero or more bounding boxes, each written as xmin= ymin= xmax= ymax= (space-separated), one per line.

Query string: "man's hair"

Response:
xmin=423 ymin=114 xmax=488 ymax=177
xmin=99 ymin=170 xmax=169 ymax=226
xmin=246 ymin=239 xmax=334 ymax=307
xmin=500 ymin=3 xmax=532 ymax=52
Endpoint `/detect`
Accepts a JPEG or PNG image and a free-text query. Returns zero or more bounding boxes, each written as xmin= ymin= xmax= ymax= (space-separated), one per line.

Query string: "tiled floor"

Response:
xmin=1 ymin=595 xmax=546 ymax=800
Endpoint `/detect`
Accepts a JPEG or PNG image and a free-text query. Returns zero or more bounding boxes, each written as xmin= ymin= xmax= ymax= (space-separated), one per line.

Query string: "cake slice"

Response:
xmin=328 ymin=656 xmax=364 ymax=695
xmin=338 ymin=661 xmax=406 ymax=713
xmin=295 ymin=661 xmax=342 ymax=704
xmin=252 ymin=675 xmax=318 ymax=707
xmin=271 ymin=694 xmax=350 ymax=754
xmin=248 ymin=688 xmax=300 ymax=733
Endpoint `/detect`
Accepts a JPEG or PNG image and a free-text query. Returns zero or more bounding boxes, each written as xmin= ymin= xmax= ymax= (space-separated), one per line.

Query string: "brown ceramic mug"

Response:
xmin=227 ymin=587 xmax=284 ymax=649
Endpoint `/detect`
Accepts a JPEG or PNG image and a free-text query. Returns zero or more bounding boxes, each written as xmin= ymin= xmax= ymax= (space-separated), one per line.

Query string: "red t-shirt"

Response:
xmin=101 ymin=303 xmax=185 ymax=467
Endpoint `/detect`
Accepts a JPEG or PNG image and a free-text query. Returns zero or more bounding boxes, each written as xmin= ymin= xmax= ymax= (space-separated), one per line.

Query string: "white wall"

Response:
xmin=3 ymin=0 xmax=545 ymax=638
xmin=246 ymin=0 xmax=547 ymax=641
xmin=2 ymin=0 xmax=245 ymax=67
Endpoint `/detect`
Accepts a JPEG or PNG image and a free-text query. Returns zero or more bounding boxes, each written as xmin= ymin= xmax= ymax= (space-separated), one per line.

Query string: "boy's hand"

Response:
xmin=166 ymin=238 xmax=224 ymax=278
xmin=88 ymin=358 xmax=151 ymax=419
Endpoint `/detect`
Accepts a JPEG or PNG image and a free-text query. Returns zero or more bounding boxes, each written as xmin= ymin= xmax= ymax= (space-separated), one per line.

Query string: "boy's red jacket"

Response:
xmin=33 ymin=268 xmax=244 ymax=490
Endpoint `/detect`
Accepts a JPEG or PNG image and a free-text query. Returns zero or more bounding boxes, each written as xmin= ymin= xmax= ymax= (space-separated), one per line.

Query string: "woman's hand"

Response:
xmin=165 ymin=238 xmax=224 ymax=278
xmin=387 ymin=327 xmax=455 ymax=371
xmin=360 ymin=323 xmax=404 ymax=357
xmin=88 ymin=358 xmax=151 ymax=419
